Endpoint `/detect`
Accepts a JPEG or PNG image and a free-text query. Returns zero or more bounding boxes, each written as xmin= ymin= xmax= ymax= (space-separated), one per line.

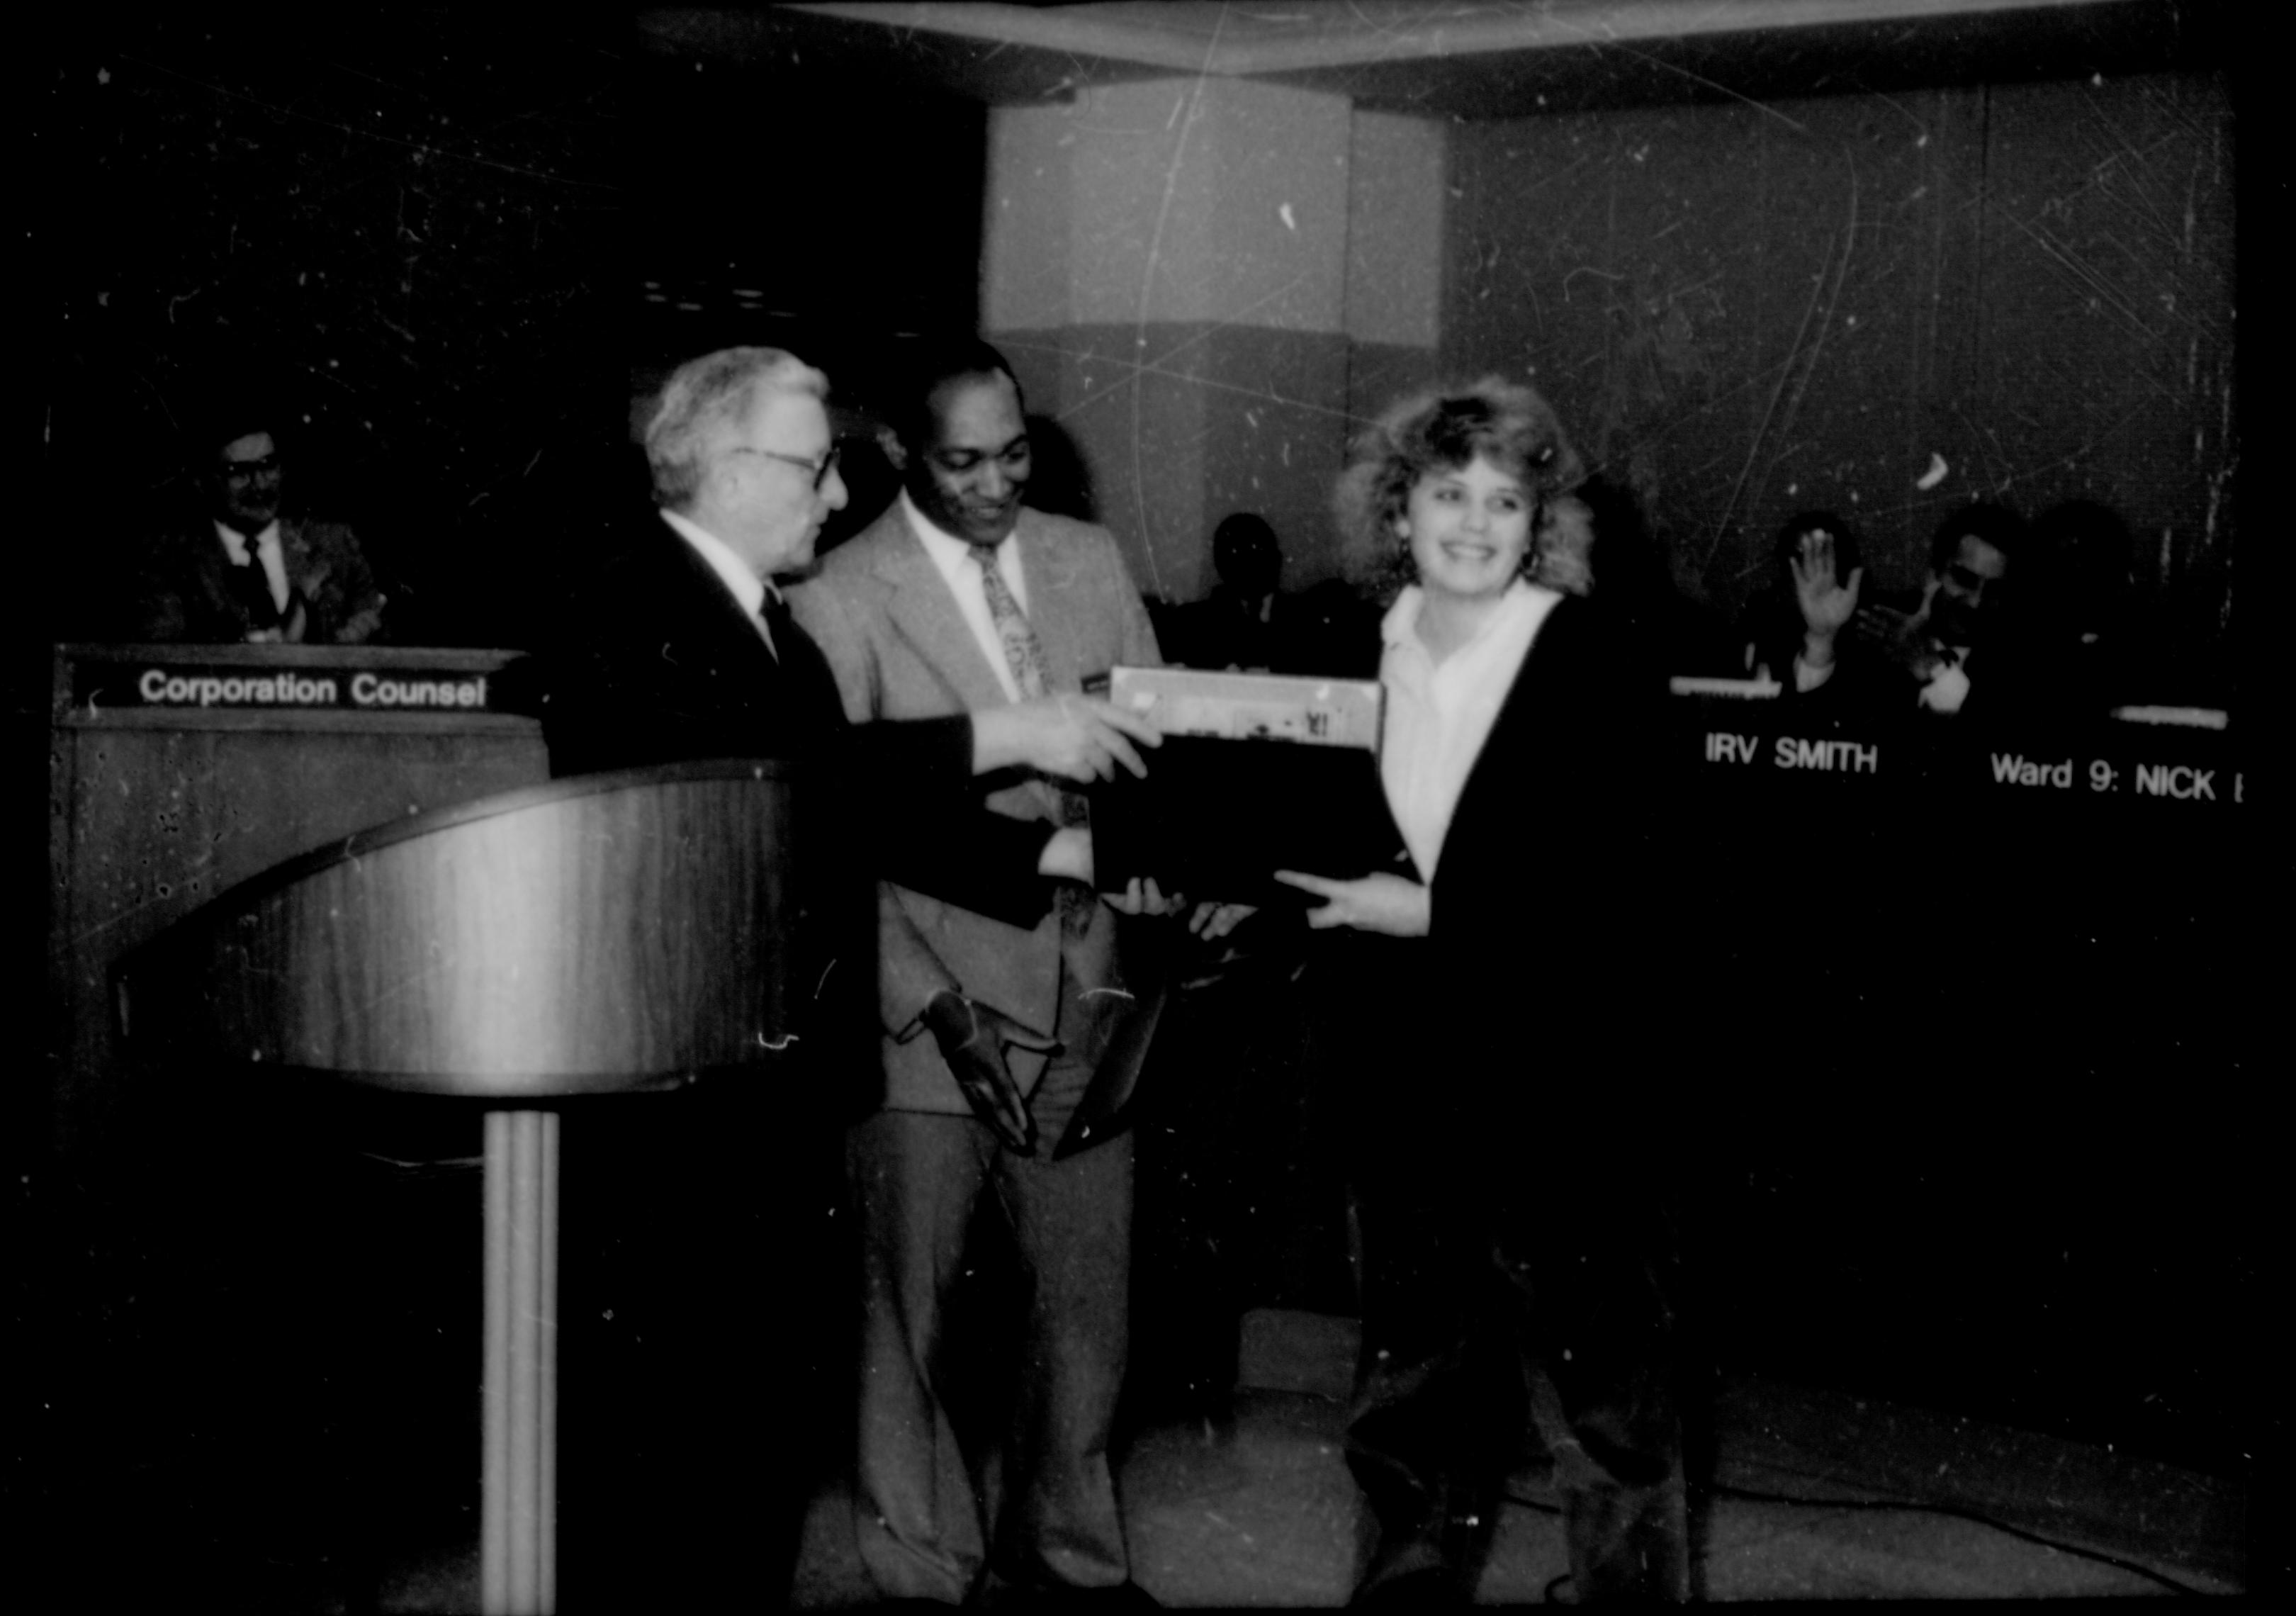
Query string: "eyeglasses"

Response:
xmin=730 ymin=443 xmax=840 ymax=490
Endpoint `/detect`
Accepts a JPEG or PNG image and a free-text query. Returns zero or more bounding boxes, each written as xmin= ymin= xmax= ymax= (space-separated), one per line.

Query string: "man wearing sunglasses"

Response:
xmin=1855 ymin=501 xmax=2030 ymax=717
xmin=541 ymin=344 xmax=1164 ymax=1611
xmin=128 ymin=410 xmax=388 ymax=644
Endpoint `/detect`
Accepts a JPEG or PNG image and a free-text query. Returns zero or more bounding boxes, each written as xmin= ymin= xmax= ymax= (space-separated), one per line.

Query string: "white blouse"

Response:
xmin=1379 ymin=579 xmax=1560 ymax=882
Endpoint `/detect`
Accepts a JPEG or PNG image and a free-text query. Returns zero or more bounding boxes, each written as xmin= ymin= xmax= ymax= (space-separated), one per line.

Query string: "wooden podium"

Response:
xmin=114 ymin=760 xmax=806 ymax=1616
xmin=47 ymin=642 xmax=551 ymax=1162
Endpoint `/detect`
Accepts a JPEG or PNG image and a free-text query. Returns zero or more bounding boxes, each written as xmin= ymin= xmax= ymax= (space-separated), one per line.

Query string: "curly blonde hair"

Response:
xmin=1333 ymin=376 xmax=1589 ymax=599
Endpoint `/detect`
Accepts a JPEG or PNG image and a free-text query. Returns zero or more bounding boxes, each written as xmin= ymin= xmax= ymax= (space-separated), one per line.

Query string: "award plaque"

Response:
xmin=1088 ymin=666 xmax=1402 ymax=902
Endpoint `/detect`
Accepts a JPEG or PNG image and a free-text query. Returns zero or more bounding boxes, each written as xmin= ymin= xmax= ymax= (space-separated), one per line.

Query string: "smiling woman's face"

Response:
xmin=1398 ymin=453 xmax=1534 ymax=605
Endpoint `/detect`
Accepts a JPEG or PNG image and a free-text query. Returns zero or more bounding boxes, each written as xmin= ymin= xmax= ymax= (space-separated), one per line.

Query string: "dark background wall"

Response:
xmin=26 ymin=17 xmax=2244 ymax=689
xmin=29 ymin=15 xmax=635 ymax=653
xmin=23 ymin=12 xmax=992 ymax=658
xmin=1441 ymin=69 xmax=2237 ymax=698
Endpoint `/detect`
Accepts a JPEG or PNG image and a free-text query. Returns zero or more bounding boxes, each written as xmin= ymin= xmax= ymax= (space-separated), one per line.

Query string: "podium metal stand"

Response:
xmin=116 ymin=761 xmax=804 ymax=1615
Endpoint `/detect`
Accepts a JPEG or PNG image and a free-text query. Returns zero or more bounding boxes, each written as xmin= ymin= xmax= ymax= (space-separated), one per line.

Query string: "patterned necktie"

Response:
xmin=972 ymin=546 xmax=1054 ymax=704
xmin=971 ymin=546 xmax=1096 ymax=929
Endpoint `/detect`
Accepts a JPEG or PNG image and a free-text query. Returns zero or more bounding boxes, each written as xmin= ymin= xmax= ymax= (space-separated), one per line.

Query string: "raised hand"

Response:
xmin=1791 ymin=529 xmax=1862 ymax=638
xmin=1855 ymin=590 xmax=1944 ymax=682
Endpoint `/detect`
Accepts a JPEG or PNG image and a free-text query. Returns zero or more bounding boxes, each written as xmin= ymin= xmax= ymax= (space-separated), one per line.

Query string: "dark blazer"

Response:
xmin=544 ymin=510 xmax=1055 ymax=909
xmin=541 ymin=507 xmax=1059 ymax=1110
xmin=1327 ymin=592 xmax=1671 ymax=1179
xmin=1433 ymin=594 xmax=1663 ymax=1073
xmin=129 ymin=514 xmax=387 ymax=644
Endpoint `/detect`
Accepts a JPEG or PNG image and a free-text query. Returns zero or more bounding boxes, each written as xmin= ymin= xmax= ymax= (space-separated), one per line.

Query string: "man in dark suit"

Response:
xmin=128 ymin=415 xmax=388 ymax=644
xmin=1852 ymin=502 xmax=2038 ymax=719
xmin=540 ymin=345 xmax=1159 ymax=1610
xmin=789 ymin=338 xmax=1172 ymax=1607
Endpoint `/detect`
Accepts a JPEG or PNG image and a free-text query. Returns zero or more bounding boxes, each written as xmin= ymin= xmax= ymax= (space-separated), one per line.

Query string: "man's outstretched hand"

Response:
xmin=972 ymin=694 xmax=1162 ymax=783
xmin=921 ymin=991 xmax=1057 ymax=1152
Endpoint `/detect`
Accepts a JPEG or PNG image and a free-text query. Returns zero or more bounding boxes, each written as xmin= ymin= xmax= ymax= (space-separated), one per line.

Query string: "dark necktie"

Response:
xmin=970 ymin=546 xmax=1096 ymax=931
xmin=756 ymin=593 xmax=788 ymax=663
xmin=228 ymin=537 xmax=281 ymax=631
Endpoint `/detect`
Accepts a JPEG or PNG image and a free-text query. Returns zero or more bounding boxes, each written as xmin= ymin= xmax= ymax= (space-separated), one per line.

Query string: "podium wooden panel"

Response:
xmin=47 ymin=644 xmax=550 ymax=1159
xmin=116 ymin=761 xmax=806 ymax=1616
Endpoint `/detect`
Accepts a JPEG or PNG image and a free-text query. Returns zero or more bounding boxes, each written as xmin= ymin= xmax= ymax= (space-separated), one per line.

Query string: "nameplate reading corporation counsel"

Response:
xmin=72 ymin=656 xmax=510 ymax=715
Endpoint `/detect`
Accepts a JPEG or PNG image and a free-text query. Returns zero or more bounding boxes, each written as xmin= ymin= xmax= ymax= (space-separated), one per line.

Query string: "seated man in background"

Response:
xmin=128 ymin=410 xmax=388 ymax=644
xmin=2027 ymin=498 xmax=2151 ymax=720
xmin=1854 ymin=502 xmax=2034 ymax=718
xmin=1162 ymin=512 xmax=1287 ymax=671
xmin=1161 ymin=511 xmax=1383 ymax=678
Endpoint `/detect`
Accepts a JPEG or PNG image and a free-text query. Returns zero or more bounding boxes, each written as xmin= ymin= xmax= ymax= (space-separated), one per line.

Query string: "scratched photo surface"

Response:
xmin=24 ymin=5 xmax=2263 ymax=1609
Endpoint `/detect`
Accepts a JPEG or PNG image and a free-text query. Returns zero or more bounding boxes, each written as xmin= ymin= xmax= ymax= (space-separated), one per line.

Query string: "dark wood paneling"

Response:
xmin=122 ymin=767 xmax=797 ymax=1096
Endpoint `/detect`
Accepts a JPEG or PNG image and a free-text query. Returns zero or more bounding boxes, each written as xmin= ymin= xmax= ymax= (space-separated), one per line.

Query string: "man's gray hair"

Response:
xmin=644 ymin=347 xmax=828 ymax=510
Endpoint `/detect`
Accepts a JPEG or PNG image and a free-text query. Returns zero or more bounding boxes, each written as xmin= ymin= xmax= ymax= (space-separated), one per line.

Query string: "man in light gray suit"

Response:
xmin=789 ymin=338 xmax=1169 ymax=1607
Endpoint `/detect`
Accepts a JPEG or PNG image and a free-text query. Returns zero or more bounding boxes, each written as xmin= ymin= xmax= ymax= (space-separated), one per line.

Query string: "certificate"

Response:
xmin=1088 ymin=666 xmax=1402 ymax=902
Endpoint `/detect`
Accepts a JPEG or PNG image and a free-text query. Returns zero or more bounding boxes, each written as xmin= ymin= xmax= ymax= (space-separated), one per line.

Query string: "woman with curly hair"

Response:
xmin=1278 ymin=377 xmax=1689 ymax=1605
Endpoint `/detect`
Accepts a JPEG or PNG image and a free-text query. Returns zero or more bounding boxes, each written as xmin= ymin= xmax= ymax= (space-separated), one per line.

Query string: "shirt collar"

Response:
xmin=214 ymin=518 xmax=281 ymax=562
xmin=1380 ymin=585 xmax=1425 ymax=654
xmin=1383 ymin=579 xmax=1557 ymax=663
xmin=659 ymin=507 xmax=779 ymax=616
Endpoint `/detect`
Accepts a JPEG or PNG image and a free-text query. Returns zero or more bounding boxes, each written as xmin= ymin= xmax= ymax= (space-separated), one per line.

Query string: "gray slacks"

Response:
xmin=848 ymin=1072 xmax=1134 ymax=1602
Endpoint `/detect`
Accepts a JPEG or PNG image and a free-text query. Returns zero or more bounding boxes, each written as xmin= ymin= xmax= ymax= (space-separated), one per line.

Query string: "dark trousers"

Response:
xmin=558 ymin=1081 xmax=849 ymax=1612
xmin=848 ymin=1072 xmax=1134 ymax=1603
xmin=1346 ymin=1140 xmax=1690 ymax=1603
xmin=1126 ymin=936 xmax=1355 ymax=1431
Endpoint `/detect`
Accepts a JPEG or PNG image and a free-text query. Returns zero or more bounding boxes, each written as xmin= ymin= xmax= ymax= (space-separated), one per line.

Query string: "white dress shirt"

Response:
xmin=1379 ymin=578 xmax=1560 ymax=883
xmin=214 ymin=519 xmax=288 ymax=613
xmin=1792 ymin=649 xmax=1836 ymax=693
xmin=659 ymin=507 xmax=782 ymax=656
xmin=902 ymin=490 xmax=1030 ymax=704
xmin=1919 ymin=647 xmax=1974 ymax=712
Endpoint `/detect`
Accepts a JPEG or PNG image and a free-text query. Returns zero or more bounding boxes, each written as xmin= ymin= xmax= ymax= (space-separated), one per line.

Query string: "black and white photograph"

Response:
xmin=18 ymin=4 xmax=2271 ymax=1610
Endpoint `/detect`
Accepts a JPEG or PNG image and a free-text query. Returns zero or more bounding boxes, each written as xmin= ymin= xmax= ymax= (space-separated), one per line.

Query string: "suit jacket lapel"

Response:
xmin=660 ymin=526 xmax=781 ymax=688
xmin=1448 ymin=593 xmax=1566 ymax=840
xmin=874 ymin=512 xmax=1014 ymax=711
xmin=278 ymin=519 xmax=310 ymax=594
xmin=182 ymin=522 xmax=242 ymax=626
